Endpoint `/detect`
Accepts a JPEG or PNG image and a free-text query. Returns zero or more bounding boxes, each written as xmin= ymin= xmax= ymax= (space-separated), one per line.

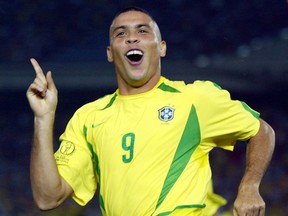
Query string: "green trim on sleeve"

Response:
xmin=240 ymin=101 xmax=260 ymax=119
xmin=99 ymin=194 xmax=106 ymax=212
xmin=212 ymin=82 xmax=223 ymax=90
xmin=83 ymin=125 xmax=101 ymax=180
xmin=211 ymin=81 xmax=260 ymax=119
xmin=153 ymin=105 xmax=201 ymax=213
xmin=83 ymin=125 xmax=105 ymax=211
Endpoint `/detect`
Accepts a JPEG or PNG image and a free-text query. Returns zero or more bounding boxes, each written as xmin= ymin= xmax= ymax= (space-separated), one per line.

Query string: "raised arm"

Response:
xmin=26 ymin=58 xmax=72 ymax=210
xmin=233 ymin=118 xmax=275 ymax=216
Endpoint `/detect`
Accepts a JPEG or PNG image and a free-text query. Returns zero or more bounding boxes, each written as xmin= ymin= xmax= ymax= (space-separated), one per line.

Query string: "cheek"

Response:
xmin=148 ymin=44 xmax=162 ymax=59
xmin=113 ymin=52 xmax=125 ymax=64
xmin=110 ymin=46 xmax=124 ymax=62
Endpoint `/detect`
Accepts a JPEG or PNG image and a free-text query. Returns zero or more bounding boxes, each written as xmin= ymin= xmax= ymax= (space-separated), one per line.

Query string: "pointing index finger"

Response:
xmin=30 ymin=58 xmax=46 ymax=79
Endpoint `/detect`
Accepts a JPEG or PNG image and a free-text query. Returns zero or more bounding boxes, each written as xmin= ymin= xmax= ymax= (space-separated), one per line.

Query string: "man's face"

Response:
xmin=107 ymin=11 xmax=166 ymax=89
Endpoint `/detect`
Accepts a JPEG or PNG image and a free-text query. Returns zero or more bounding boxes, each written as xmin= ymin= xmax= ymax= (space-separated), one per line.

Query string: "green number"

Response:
xmin=122 ymin=133 xmax=135 ymax=163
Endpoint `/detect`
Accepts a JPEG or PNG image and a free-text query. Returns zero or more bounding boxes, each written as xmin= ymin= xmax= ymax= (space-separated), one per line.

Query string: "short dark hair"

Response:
xmin=109 ymin=6 xmax=162 ymax=42
xmin=112 ymin=6 xmax=155 ymax=22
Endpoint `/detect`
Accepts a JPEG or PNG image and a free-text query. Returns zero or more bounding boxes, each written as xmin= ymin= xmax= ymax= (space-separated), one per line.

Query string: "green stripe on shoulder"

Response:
xmin=241 ymin=101 xmax=260 ymax=119
xmin=158 ymin=83 xmax=181 ymax=93
xmin=154 ymin=105 xmax=201 ymax=212
xmin=212 ymin=82 xmax=223 ymax=90
xmin=101 ymin=93 xmax=117 ymax=110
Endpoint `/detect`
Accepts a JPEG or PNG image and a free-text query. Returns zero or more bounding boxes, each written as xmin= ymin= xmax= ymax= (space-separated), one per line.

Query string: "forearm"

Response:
xmin=239 ymin=119 xmax=275 ymax=190
xmin=233 ymin=119 xmax=275 ymax=215
xmin=31 ymin=114 xmax=70 ymax=210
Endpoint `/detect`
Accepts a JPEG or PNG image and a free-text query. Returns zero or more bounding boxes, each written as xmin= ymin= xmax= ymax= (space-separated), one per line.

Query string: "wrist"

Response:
xmin=34 ymin=113 xmax=55 ymax=127
xmin=238 ymin=177 xmax=260 ymax=194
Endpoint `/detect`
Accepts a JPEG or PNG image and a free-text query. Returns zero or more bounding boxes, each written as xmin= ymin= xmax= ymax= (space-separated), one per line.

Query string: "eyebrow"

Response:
xmin=111 ymin=24 xmax=151 ymax=34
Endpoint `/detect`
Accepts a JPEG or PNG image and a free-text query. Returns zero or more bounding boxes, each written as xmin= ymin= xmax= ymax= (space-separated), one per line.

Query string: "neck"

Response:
xmin=117 ymin=73 xmax=161 ymax=95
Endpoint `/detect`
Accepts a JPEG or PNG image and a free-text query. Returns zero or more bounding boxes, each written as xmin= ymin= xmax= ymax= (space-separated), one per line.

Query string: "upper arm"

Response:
xmin=248 ymin=118 xmax=275 ymax=149
xmin=192 ymin=81 xmax=260 ymax=148
xmin=244 ymin=118 xmax=275 ymax=182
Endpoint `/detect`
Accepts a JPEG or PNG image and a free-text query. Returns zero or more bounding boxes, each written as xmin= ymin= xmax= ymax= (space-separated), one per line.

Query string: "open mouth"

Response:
xmin=126 ymin=49 xmax=144 ymax=64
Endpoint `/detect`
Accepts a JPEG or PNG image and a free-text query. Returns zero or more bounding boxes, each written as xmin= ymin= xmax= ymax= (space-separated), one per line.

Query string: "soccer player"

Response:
xmin=26 ymin=7 xmax=275 ymax=216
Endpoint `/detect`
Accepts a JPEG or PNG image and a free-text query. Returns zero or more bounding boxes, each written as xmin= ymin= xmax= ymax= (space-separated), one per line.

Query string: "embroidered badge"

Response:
xmin=60 ymin=142 xmax=75 ymax=155
xmin=158 ymin=106 xmax=175 ymax=122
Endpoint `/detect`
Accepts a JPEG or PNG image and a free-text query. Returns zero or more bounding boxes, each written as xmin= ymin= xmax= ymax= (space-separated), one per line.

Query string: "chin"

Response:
xmin=128 ymin=70 xmax=147 ymax=81
xmin=127 ymin=74 xmax=148 ymax=87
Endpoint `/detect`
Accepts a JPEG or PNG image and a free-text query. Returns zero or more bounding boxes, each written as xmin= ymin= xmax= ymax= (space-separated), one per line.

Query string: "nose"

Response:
xmin=126 ymin=33 xmax=139 ymax=44
xmin=127 ymin=39 xmax=139 ymax=44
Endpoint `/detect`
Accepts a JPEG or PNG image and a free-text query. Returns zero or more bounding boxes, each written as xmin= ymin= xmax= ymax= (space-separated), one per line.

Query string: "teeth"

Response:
xmin=126 ymin=50 xmax=143 ymax=56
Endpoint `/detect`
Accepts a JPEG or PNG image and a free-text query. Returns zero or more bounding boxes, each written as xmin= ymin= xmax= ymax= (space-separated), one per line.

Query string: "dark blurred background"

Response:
xmin=0 ymin=0 xmax=288 ymax=215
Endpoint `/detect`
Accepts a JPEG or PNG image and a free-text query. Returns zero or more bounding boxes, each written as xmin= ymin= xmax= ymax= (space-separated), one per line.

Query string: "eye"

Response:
xmin=139 ymin=29 xmax=147 ymax=34
xmin=115 ymin=31 xmax=125 ymax=37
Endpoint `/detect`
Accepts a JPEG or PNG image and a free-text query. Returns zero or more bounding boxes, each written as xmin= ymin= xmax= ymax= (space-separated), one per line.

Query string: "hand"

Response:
xmin=233 ymin=186 xmax=265 ymax=216
xmin=26 ymin=58 xmax=58 ymax=118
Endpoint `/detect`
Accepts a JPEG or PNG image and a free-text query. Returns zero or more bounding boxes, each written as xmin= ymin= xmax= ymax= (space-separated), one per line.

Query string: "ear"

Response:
xmin=160 ymin=40 xmax=167 ymax=57
xmin=107 ymin=46 xmax=114 ymax=62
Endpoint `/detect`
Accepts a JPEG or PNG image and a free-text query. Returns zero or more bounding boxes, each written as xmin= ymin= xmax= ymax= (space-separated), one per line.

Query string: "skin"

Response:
xmin=233 ymin=118 xmax=274 ymax=216
xmin=27 ymin=59 xmax=72 ymax=210
xmin=26 ymin=10 xmax=275 ymax=215
xmin=107 ymin=10 xmax=166 ymax=95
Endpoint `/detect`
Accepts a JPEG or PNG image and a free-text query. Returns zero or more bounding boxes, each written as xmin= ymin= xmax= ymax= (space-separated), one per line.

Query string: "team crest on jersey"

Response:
xmin=158 ymin=106 xmax=175 ymax=122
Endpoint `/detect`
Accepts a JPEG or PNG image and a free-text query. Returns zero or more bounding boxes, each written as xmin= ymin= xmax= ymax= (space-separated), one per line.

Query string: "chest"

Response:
xmin=85 ymin=94 xmax=197 ymax=167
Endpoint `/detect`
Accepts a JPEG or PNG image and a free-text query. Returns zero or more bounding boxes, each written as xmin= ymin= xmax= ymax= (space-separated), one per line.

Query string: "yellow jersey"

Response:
xmin=55 ymin=76 xmax=260 ymax=216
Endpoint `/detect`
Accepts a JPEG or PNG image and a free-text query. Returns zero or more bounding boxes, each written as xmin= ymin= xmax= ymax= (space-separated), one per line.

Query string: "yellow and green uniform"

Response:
xmin=55 ymin=76 xmax=260 ymax=216
xmin=203 ymin=180 xmax=227 ymax=216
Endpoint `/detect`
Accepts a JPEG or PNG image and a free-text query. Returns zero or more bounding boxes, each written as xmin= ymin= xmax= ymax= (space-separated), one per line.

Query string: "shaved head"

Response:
xmin=109 ymin=6 xmax=162 ymax=43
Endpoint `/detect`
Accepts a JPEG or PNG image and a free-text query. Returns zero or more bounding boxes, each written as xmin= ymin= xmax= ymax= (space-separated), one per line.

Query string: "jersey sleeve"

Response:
xmin=191 ymin=80 xmax=260 ymax=150
xmin=54 ymin=108 xmax=97 ymax=206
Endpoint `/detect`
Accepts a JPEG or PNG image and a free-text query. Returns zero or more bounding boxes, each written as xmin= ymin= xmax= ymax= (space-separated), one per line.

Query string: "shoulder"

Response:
xmin=163 ymin=77 xmax=224 ymax=96
xmin=189 ymin=80 xmax=232 ymax=101
xmin=189 ymin=80 xmax=223 ymax=92
xmin=75 ymin=92 xmax=117 ymax=115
